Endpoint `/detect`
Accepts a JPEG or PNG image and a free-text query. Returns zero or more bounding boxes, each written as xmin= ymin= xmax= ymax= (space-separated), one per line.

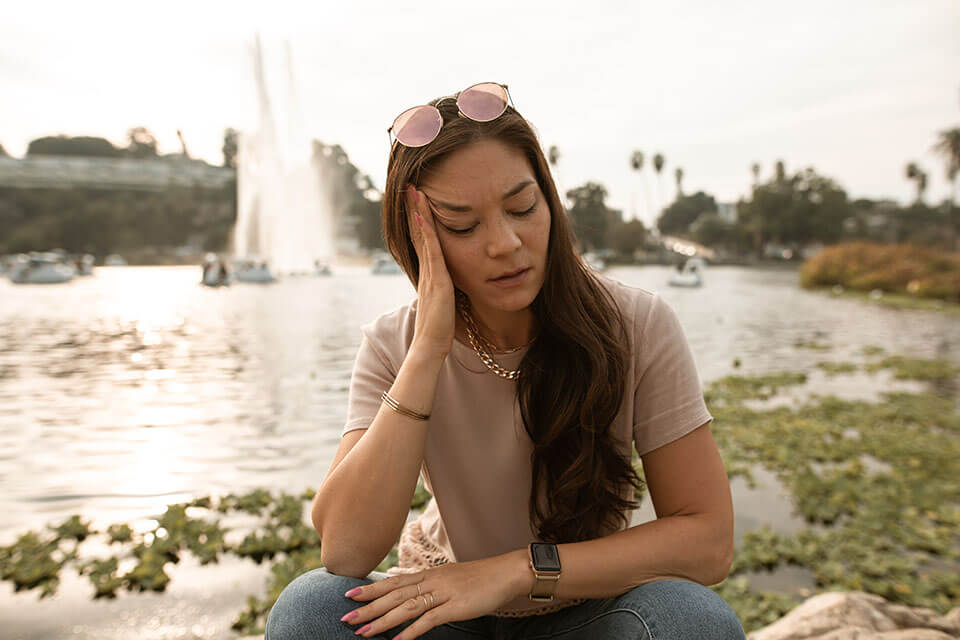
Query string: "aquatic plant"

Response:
xmin=2 ymin=354 xmax=958 ymax=635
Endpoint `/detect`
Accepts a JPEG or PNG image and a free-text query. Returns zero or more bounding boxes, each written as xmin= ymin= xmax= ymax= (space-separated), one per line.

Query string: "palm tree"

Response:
xmin=548 ymin=145 xmax=562 ymax=201
xmin=932 ymin=127 xmax=960 ymax=205
xmin=775 ymin=159 xmax=786 ymax=183
xmin=674 ymin=167 xmax=684 ymax=199
xmin=905 ymin=162 xmax=927 ymax=203
xmin=548 ymin=145 xmax=560 ymax=167
xmin=652 ymin=152 xmax=665 ymax=221
xmin=630 ymin=150 xmax=653 ymax=225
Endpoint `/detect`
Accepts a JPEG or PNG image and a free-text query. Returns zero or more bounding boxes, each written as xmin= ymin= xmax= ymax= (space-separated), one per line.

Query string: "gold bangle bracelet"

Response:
xmin=380 ymin=391 xmax=430 ymax=421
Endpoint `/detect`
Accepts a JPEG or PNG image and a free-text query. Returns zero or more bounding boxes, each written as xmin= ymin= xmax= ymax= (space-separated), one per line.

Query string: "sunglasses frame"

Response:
xmin=387 ymin=81 xmax=515 ymax=149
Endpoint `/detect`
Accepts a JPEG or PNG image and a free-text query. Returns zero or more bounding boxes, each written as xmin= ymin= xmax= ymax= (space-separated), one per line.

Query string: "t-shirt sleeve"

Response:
xmin=632 ymin=294 xmax=713 ymax=456
xmin=341 ymin=329 xmax=398 ymax=437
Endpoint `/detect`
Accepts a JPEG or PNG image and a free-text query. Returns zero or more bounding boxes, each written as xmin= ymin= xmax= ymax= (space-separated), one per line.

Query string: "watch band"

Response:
xmin=527 ymin=542 xmax=561 ymax=602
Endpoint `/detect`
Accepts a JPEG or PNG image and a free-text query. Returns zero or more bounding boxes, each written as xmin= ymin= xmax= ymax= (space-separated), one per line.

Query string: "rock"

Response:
xmin=748 ymin=592 xmax=960 ymax=640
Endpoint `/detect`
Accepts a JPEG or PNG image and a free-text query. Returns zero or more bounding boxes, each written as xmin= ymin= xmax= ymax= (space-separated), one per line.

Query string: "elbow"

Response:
xmin=320 ymin=547 xmax=380 ymax=580
xmin=703 ymin=541 xmax=734 ymax=586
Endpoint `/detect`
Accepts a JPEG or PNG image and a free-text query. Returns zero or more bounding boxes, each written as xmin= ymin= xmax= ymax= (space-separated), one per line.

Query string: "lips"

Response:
xmin=490 ymin=267 xmax=529 ymax=281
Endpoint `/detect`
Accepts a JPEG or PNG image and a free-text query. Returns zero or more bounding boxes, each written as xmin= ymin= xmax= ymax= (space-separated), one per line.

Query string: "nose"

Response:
xmin=485 ymin=215 xmax=523 ymax=258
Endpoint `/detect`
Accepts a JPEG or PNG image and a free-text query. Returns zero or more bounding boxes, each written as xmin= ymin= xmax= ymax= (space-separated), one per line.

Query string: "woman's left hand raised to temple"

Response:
xmin=339 ymin=552 xmax=523 ymax=639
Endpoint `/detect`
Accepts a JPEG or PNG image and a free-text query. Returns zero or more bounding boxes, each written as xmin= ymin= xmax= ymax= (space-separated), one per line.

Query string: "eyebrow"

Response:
xmin=428 ymin=180 xmax=535 ymax=213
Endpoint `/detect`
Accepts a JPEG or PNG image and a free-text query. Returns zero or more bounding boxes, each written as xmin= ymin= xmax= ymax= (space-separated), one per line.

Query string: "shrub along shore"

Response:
xmin=1 ymin=348 xmax=958 ymax=636
xmin=800 ymin=241 xmax=960 ymax=305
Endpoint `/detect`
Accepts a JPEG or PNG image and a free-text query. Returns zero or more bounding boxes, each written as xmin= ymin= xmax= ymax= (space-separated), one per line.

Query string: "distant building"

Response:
xmin=0 ymin=155 xmax=235 ymax=191
xmin=716 ymin=201 xmax=737 ymax=223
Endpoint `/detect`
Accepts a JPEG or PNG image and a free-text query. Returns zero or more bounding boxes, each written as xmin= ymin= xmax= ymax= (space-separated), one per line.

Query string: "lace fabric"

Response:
xmin=386 ymin=518 xmax=587 ymax=618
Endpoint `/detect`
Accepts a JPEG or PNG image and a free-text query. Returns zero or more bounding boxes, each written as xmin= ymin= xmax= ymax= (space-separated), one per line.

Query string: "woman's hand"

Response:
xmin=406 ymin=185 xmax=456 ymax=360
xmin=339 ymin=553 xmax=525 ymax=639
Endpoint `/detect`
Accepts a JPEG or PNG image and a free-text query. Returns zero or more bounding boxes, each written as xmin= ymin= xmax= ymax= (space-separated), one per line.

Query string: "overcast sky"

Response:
xmin=2 ymin=0 xmax=958 ymax=227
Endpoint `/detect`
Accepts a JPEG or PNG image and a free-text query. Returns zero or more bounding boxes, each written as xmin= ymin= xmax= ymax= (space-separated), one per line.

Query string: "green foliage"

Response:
xmin=565 ymin=182 xmax=621 ymax=251
xmin=0 ymin=180 xmax=237 ymax=257
xmin=658 ymin=191 xmax=717 ymax=236
xmin=689 ymin=213 xmax=750 ymax=253
xmin=737 ymin=167 xmax=849 ymax=256
xmin=27 ymin=135 xmax=123 ymax=158
xmin=222 ymin=128 xmax=239 ymax=169
xmin=125 ymin=127 xmax=158 ymax=158
xmin=4 ymin=358 xmax=959 ymax=635
xmin=608 ymin=219 xmax=648 ymax=258
xmin=800 ymin=242 xmax=960 ymax=302
xmin=816 ymin=361 xmax=858 ymax=376
xmin=313 ymin=141 xmax=383 ymax=251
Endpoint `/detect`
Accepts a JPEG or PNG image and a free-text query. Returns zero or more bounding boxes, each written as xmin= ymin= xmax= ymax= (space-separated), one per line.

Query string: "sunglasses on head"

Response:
xmin=387 ymin=81 xmax=515 ymax=148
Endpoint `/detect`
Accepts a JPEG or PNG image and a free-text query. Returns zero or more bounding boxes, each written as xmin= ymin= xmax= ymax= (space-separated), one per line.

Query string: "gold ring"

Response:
xmin=427 ymin=593 xmax=435 ymax=608
xmin=420 ymin=594 xmax=429 ymax=608
xmin=417 ymin=583 xmax=422 ymax=596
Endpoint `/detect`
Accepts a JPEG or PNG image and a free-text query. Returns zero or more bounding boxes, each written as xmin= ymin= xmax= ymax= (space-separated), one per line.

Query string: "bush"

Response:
xmin=800 ymin=242 xmax=960 ymax=302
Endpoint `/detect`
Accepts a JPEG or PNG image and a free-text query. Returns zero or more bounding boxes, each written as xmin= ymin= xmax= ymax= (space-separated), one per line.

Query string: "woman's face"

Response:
xmin=417 ymin=138 xmax=551 ymax=315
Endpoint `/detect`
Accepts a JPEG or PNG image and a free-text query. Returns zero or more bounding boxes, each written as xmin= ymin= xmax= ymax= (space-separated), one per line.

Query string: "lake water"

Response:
xmin=2 ymin=264 xmax=958 ymax=639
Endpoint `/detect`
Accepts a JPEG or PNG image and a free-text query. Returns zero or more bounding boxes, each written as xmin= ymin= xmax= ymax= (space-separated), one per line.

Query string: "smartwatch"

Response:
xmin=527 ymin=542 xmax=562 ymax=602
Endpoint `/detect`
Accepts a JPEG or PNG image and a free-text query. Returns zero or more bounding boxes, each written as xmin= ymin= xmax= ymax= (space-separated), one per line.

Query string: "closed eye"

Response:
xmin=445 ymin=201 xmax=538 ymax=235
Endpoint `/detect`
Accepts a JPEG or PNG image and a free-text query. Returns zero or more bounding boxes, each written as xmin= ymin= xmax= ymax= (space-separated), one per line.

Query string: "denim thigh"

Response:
xmin=498 ymin=579 xmax=745 ymax=640
xmin=264 ymin=568 xmax=494 ymax=640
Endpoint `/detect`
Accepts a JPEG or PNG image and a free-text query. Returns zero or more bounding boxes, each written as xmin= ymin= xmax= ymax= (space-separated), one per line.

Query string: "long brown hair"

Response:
xmin=382 ymin=93 xmax=642 ymax=543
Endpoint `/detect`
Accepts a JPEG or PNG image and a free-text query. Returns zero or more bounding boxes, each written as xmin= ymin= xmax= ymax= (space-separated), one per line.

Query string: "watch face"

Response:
xmin=530 ymin=543 xmax=561 ymax=572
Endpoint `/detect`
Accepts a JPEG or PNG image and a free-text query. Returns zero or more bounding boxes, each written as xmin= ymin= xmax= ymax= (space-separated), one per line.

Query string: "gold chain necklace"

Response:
xmin=455 ymin=297 xmax=535 ymax=380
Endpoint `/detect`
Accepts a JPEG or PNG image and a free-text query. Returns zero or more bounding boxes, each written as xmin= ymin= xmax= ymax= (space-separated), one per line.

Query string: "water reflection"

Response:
xmin=2 ymin=263 xmax=958 ymax=544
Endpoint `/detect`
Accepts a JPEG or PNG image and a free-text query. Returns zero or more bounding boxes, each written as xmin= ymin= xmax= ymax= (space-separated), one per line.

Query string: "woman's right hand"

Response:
xmin=406 ymin=184 xmax=456 ymax=359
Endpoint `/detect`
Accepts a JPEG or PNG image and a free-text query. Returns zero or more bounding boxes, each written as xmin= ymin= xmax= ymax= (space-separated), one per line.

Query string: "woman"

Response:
xmin=266 ymin=82 xmax=744 ymax=639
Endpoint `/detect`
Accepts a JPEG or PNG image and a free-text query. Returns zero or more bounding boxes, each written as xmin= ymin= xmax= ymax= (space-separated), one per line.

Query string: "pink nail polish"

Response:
xmin=344 ymin=587 xmax=362 ymax=598
xmin=340 ymin=610 xmax=358 ymax=622
xmin=355 ymin=623 xmax=371 ymax=635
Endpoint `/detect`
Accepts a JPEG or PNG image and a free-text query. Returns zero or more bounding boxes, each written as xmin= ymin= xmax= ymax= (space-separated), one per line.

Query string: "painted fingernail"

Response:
xmin=395 ymin=635 xmax=404 ymax=640
xmin=415 ymin=211 xmax=423 ymax=227
xmin=340 ymin=610 xmax=358 ymax=622
xmin=344 ymin=587 xmax=362 ymax=598
xmin=355 ymin=623 xmax=371 ymax=635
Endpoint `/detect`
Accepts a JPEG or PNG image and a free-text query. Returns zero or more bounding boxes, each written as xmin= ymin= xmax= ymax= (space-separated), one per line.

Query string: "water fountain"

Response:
xmin=233 ymin=36 xmax=335 ymax=279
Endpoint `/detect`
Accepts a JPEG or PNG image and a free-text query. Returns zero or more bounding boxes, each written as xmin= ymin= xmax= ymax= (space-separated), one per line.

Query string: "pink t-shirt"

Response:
xmin=340 ymin=274 xmax=713 ymax=615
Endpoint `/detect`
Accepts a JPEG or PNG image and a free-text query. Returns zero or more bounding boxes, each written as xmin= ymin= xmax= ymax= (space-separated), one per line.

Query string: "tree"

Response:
xmin=738 ymin=166 xmax=850 ymax=256
xmin=312 ymin=140 xmax=384 ymax=250
xmin=222 ymin=128 xmax=239 ymax=169
xmin=932 ymin=127 xmax=960 ymax=205
xmin=775 ymin=159 xmax=786 ymax=183
xmin=548 ymin=145 xmax=560 ymax=167
xmin=905 ymin=162 xmax=928 ymax=203
xmin=566 ymin=182 xmax=617 ymax=251
xmin=674 ymin=167 xmax=684 ymax=198
xmin=630 ymin=150 xmax=653 ymax=225
xmin=653 ymin=152 xmax=666 ymax=215
xmin=125 ymin=126 xmax=158 ymax=158
xmin=0 ymin=142 xmax=7 ymax=156
xmin=751 ymin=162 xmax=760 ymax=188
xmin=657 ymin=191 xmax=716 ymax=236
xmin=26 ymin=135 xmax=121 ymax=157
xmin=607 ymin=219 xmax=647 ymax=258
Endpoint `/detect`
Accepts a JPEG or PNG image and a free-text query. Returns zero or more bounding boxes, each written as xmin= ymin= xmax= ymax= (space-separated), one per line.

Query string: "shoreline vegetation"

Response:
xmin=800 ymin=242 xmax=960 ymax=310
xmin=2 ymin=348 xmax=958 ymax=636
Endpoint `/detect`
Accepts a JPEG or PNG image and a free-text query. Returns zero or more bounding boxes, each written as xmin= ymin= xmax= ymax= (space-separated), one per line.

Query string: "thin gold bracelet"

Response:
xmin=380 ymin=391 xmax=430 ymax=421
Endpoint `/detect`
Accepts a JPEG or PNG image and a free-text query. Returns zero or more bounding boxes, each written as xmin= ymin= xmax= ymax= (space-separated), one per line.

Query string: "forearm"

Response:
xmin=505 ymin=514 xmax=733 ymax=601
xmin=313 ymin=344 xmax=446 ymax=577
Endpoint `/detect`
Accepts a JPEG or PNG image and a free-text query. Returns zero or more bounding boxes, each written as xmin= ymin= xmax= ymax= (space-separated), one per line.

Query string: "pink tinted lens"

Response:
xmin=457 ymin=83 xmax=507 ymax=122
xmin=392 ymin=106 xmax=442 ymax=147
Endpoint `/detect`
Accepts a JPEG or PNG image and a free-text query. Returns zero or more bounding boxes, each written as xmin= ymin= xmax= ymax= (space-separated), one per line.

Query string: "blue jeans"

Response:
xmin=265 ymin=569 xmax=746 ymax=639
